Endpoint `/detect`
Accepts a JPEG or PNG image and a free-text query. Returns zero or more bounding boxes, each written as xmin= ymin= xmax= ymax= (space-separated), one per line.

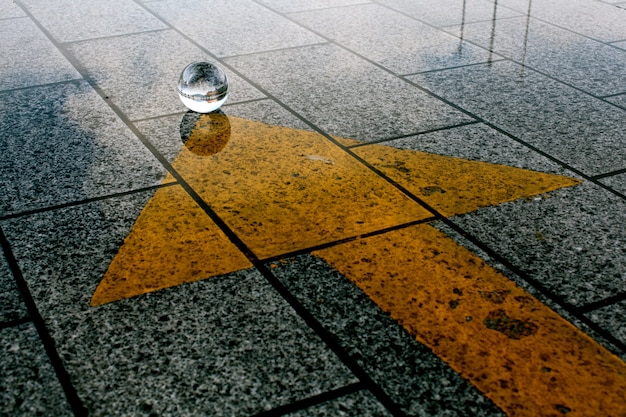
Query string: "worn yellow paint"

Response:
xmin=352 ymin=144 xmax=580 ymax=216
xmin=167 ymin=116 xmax=432 ymax=258
xmin=87 ymin=115 xmax=626 ymax=416
xmin=90 ymin=185 xmax=251 ymax=306
xmin=313 ymin=225 xmax=626 ymax=417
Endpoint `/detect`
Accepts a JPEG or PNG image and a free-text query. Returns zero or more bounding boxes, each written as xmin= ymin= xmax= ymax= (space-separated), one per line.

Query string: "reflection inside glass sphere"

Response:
xmin=179 ymin=111 xmax=231 ymax=156
xmin=177 ymin=61 xmax=229 ymax=113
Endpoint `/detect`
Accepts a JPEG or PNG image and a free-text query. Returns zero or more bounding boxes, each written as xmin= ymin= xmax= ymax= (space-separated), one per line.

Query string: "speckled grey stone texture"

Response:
xmin=66 ymin=30 xmax=264 ymax=121
xmin=447 ymin=181 xmax=626 ymax=307
xmin=605 ymin=93 xmax=626 ymax=110
xmin=364 ymin=122 xmax=576 ymax=176
xmin=146 ymin=0 xmax=325 ymax=57
xmin=0 ymin=253 xmax=27 ymax=323
xmin=225 ymin=99 xmax=313 ymax=131
xmin=0 ymin=17 xmax=80 ymax=91
xmin=289 ymin=4 xmax=491 ymax=75
xmin=285 ymin=391 xmax=392 ymax=416
xmin=0 ymin=255 xmax=28 ymax=323
xmin=497 ymin=0 xmax=626 ymax=42
xmin=612 ymin=41 xmax=626 ymax=51
xmin=0 ymin=0 xmax=26 ymax=19
xmin=258 ymin=0 xmax=371 ymax=13
xmin=599 ymin=173 xmax=626 ymax=196
xmin=409 ymin=60 xmax=626 ymax=176
xmin=0 ymin=81 xmax=166 ymax=216
xmin=225 ymin=44 xmax=473 ymax=142
xmin=0 ymin=190 xmax=156 ymax=318
xmin=20 ymin=0 xmax=166 ymax=42
xmin=442 ymin=16 xmax=626 ymax=96
xmin=270 ymin=254 xmax=504 ymax=417
xmin=46 ymin=269 xmax=356 ymax=416
xmin=376 ymin=0 xmax=522 ymax=27
xmin=0 ymin=322 xmax=72 ymax=416
xmin=586 ymin=301 xmax=626 ymax=346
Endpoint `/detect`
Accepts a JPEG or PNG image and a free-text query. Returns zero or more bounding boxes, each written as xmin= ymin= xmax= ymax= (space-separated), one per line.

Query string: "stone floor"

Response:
xmin=1 ymin=0 xmax=625 ymax=416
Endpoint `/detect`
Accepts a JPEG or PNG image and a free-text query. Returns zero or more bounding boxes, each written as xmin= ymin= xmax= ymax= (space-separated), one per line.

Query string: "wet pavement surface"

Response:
xmin=1 ymin=0 xmax=625 ymax=416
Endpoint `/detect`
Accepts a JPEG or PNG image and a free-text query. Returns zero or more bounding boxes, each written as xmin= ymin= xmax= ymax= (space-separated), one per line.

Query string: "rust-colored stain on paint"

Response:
xmin=313 ymin=225 xmax=626 ymax=417
xmin=90 ymin=114 xmax=626 ymax=416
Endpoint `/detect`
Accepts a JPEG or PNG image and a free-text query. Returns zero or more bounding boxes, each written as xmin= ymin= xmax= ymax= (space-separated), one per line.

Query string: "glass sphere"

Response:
xmin=177 ymin=61 xmax=229 ymax=113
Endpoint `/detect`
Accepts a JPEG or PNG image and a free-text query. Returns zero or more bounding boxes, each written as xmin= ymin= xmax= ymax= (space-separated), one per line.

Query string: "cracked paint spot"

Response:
xmin=484 ymin=309 xmax=538 ymax=339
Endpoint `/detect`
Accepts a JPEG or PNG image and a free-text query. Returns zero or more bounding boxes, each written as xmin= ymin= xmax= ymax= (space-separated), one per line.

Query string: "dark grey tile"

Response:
xmin=47 ymin=269 xmax=356 ymax=416
xmin=0 ymin=0 xmax=26 ymax=20
xmin=67 ymin=30 xmax=264 ymax=121
xmin=367 ymin=122 xmax=576 ymax=176
xmin=0 ymin=254 xmax=27 ymax=323
xmin=1 ymin=191 xmax=154 ymax=317
xmin=146 ymin=0 xmax=325 ymax=57
xmin=285 ymin=391 xmax=392 ymax=416
xmin=409 ymin=61 xmax=626 ymax=176
xmin=377 ymin=0 xmax=522 ymax=27
xmin=21 ymin=0 xmax=167 ymax=42
xmin=442 ymin=16 xmax=626 ymax=96
xmin=599 ymin=173 xmax=626 ymax=196
xmin=0 ymin=17 xmax=80 ymax=91
xmin=225 ymin=44 xmax=473 ymax=142
xmin=498 ymin=0 xmax=626 ymax=42
xmin=0 ymin=81 xmax=166 ymax=216
xmin=585 ymin=301 xmax=626 ymax=346
xmin=270 ymin=254 xmax=504 ymax=417
xmin=289 ymin=4 xmax=491 ymax=75
xmin=0 ymin=322 xmax=72 ymax=416
xmin=446 ymin=181 xmax=626 ymax=307
xmin=258 ymin=0 xmax=371 ymax=13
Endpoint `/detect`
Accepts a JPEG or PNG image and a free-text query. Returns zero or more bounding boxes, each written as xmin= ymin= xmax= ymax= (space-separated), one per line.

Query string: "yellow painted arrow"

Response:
xmin=90 ymin=114 xmax=626 ymax=416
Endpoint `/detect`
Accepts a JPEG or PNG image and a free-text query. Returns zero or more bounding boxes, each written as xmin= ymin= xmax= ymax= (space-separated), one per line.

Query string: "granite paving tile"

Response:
xmin=66 ymin=30 xmax=264 ymax=121
xmin=285 ymin=391 xmax=392 ymax=416
xmin=409 ymin=60 xmax=626 ymax=176
xmin=0 ymin=0 xmax=26 ymax=19
xmin=270 ymin=254 xmax=505 ymax=417
xmin=20 ymin=0 xmax=167 ymax=43
xmin=599 ymin=173 xmax=626 ymax=196
xmin=612 ymin=41 xmax=626 ymax=50
xmin=0 ymin=17 xmax=80 ymax=91
xmin=1 ymin=191 xmax=156 ymax=317
xmin=442 ymin=16 xmax=626 ymax=96
xmin=289 ymin=3 xmax=491 ymax=75
xmin=586 ymin=301 xmax=626 ymax=346
xmin=376 ymin=0 xmax=522 ymax=27
xmin=0 ymin=81 xmax=167 ymax=217
xmin=445 ymin=180 xmax=626 ymax=307
xmin=0 ymin=322 xmax=72 ymax=416
xmin=257 ymin=0 xmax=371 ymax=13
xmin=146 ymin=0 xmax=325 ymax=57
xmin=497 ymin=0 xmax=626 ymax=42
xmin=362 ymin=122 xmax=575 ymax=176
xmin=605 ymin=93 xmax=626 ymax=109
xmin=225 ymin=43 xmax=473 ymax=142
xmin=46 ymin=269 xmax=356 ymax=416
xmin=0 ymin=253 xmax=27 ymax=323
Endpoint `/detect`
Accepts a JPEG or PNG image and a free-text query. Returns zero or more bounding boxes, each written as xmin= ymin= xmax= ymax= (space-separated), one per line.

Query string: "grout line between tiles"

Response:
xmin=0 ymin=316 xmax=32 ymax=331
xmin=577 ymin=292 xmax=626 ymax=315
xmin=0 ymin=182 xmax=178 ymax=222
xmin=0 ymin=227 xmax=88 ymax=417
xmin=248 ymin=382 xmax=366 ymax=417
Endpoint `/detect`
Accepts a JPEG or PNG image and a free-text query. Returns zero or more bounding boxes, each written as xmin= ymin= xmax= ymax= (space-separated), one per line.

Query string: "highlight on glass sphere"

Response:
xmin=177 ymin=61 xmax=229 ymax=113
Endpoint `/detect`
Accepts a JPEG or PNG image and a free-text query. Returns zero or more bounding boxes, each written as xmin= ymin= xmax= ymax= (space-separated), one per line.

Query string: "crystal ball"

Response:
xmin=177 ymin=62 xmax=229 ymax=113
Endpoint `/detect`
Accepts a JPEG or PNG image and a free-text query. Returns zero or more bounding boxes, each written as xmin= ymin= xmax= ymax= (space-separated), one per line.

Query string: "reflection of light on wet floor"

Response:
xmin=90 ymin=116 xmax=625 ymax=416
